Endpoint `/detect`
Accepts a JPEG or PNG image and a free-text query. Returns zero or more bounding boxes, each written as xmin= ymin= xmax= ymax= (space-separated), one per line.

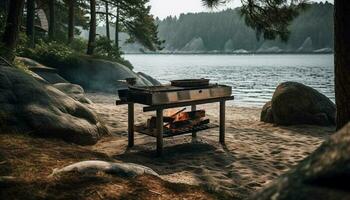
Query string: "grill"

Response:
xmin=119 ymin=83 xmax=232 ymax=106
xmin=116 ymin=79 xmax=234 ymax=156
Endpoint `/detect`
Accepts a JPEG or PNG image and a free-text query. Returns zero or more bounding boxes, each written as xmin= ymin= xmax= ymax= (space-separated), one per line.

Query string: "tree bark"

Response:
xmin=48 ymin=0 xmax=55 ymax=40
xmin=26 ymin=0 xmax=35 ymax=47
xmin=1 ymin=0 xmax=25 ymax=61
xmin=334 ymin=0 xmax=350 ymax=130
xmin=105 ymin=2 xmax=110 ymax=40
xmin=68 ymin=0 xmax=75 ymax=44
xmin=115 ymin=4 xmax=119 ymax=48
xmin=87 ymin=0 xmax=96 ymax=55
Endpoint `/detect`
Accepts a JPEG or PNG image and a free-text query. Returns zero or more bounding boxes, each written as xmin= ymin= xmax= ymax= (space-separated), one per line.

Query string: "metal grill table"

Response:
xmin=116 ymin=84 xmax=234 ymax=156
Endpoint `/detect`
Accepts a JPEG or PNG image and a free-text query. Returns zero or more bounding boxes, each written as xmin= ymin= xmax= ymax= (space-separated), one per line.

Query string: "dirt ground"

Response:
xmin=0 ymin=133 xmax=220 ymax=200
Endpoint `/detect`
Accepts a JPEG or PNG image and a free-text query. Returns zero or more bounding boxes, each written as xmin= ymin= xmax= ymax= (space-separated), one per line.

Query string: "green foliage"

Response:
xmin=157 ymin=3 xmax=333 ymax=51
xmin=20 ymin=40 xmax=74 ymax=64
xmin=240 ymin=0 xmax=309 ymax=42
xmin=69 ymin=38 xmax=88 ymax=53
xmin=0 ymin=9 xmax=6 ymax=37
xmin=15 ymin=32 xmax=29 ymax=56
xmin=17 ymin=38 xmax=133 ymax=70
xmin=202 ymin=0 xmax=308 ymax=42
xmin=95 ymin=36 xmax=122 ymax=58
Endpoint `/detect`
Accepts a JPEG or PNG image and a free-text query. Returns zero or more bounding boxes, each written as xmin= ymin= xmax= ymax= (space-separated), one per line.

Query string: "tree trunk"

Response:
xmin=334 ymin=0 xmax=350 ymax=130
xmin=105 ymin=2 xmax=110 ymax=40
xmin=68 ymin=0 xmax=75 ymax=44
xmin=87 ymin=0 xmax=96 ymax=55
xmin=115 ymin=4 xmax=119 ymax=48
xmin=48 ymin=0 xmax=55 ymax=40
xmin=26 ymin=0 xmax=35 ymax=47
xmin=1 ymin=0 xmax=25 ymax=61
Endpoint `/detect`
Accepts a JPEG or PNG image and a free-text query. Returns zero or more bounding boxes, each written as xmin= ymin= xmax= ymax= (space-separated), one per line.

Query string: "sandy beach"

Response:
xmin=86 ymin=92 xmax=334 ymax=199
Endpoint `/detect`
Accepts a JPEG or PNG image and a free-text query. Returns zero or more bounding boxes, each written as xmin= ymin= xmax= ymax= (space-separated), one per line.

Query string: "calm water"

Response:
xmin=124 ymin=54 xmax=334 ymax=107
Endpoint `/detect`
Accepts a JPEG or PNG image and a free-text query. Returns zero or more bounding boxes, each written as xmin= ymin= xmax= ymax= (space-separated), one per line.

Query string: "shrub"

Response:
xmin=69 ymin=38 xmax=88 ymax=53
xmin=95 ymin=36 xmax=122 ymax=59
xmin=18 ymin=36 xmax=133 ymax=70
xmin=21 ymin=40 xmax=74 ymax=64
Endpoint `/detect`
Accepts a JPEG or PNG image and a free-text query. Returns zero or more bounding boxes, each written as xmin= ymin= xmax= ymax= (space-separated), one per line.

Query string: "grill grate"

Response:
xmin=135 ymin=123 xmax=219 ymax=138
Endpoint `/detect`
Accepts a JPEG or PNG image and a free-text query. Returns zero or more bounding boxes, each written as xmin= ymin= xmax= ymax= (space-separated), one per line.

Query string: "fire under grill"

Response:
xmin=116 ymin=79 xmax=234 ymax=156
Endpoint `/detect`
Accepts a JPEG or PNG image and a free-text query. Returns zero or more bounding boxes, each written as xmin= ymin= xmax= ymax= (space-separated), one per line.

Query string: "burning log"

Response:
xmin=147 ymin=116 xmax=174 ymax=129
xmin=169 ymin=118 xmax=210 ymax=129
xmin=173 ymin=110 xmax=205 ymax=121
xmin=146 ymin=109 xmax=206 ymax=130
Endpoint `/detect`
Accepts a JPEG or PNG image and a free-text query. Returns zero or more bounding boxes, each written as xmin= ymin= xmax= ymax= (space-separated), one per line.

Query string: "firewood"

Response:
xmin=174 ymin=110 xmax=205 ymax=121
xmin=169 ymin=118 xmax=209 ymax=129
xmin=147 ymin=116 xmax=175 ymax=129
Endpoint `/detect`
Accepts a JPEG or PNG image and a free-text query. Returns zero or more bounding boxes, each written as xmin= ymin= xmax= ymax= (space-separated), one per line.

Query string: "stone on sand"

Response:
xmin=249 ymin=123 xmax=350 ymax=200
xmin=261 ymin=82 xmax=335 ymax=126
xmin=51 ymin=160 xmax=159 ymax=178
xmin=0 ymin=65 xmax=109 ymax=145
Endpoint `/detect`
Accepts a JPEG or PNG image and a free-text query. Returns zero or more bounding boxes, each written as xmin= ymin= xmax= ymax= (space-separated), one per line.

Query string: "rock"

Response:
xmin=233 ymin=49 xmax=249 ymax=54
xmin=16 ymin=57 xmax=68 ymax=84
xmin=137 ymin=72 xmax=161 ymax=86
xmin=260 ymin=101 xmax=273 ymax=123
xmin=51 ymin=56 xmax=158 ymax=93
xmin=313 ymin=48 xmax=333 ymax=53
xmin=181 ymin=37 xmax=206 ymax=52
xmin=257 ymin=46 xmax=283 ymax=53
xmin=0 ymin=65 xmax=109 ymax=145
xmin=249 ymin=123 xmax=350 ymax=200
xmin=53 ymin=83 xmax=92 ymax=104
xmin=50 ymin=160 xmax=159 ymax=178
xmin=297 ymin=37 xmax=313 ymax=52
xmin=261 ymin=82 xmax=335 ymax=126
xmin=224 ymin=39 xmax=234 ymax=52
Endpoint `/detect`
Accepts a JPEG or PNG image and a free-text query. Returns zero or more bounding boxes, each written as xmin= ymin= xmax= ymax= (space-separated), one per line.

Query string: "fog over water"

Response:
xmin=125 ymin=54 xmax=334 ymax=107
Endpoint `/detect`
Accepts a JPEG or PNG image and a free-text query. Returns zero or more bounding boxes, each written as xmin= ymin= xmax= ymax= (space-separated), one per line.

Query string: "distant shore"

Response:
xmin=124 ymin=52 xmax=334 ymax=55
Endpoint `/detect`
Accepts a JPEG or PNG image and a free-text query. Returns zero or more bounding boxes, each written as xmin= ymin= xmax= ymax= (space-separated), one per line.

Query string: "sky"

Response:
xmin=149 ymin=0 xmax=334 ymax=19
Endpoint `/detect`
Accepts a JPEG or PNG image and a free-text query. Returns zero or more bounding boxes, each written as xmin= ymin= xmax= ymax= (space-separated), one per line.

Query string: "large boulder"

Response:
xmin=16 ymin=57 xmax=68 ymax=84
xmin=137 ymin=72 xmax=161 ymax=86
xmin=0 ymin=65 xmax=109 ymax=145
xmin=249 ymin=123 xmax=350 ymax=200
xmin=51 ymin=56 xmax=158 ymax=93
xmin=53 ymin=83 xmax=92 ymax=104
xmin=261 ymin=82 xmax=335 ymax=126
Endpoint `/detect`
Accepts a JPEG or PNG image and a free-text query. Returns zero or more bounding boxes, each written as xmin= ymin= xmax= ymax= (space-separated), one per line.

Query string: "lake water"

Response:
xmin=124 ymin=54 xmax=334 ymax=107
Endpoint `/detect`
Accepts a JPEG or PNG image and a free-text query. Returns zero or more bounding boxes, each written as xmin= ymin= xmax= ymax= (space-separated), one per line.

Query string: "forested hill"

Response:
xmin=156 ymin=2 xmax=333 ymax=53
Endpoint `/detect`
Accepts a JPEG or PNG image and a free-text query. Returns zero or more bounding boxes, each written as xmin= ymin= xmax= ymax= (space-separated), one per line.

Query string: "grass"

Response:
xmin=0 ymin=133 xmax=220 ymax=200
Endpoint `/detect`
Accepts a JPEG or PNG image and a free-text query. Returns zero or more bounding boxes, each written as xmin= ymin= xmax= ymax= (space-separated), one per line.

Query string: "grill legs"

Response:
xmin=128 ymin=103 xmax=134 ymax=147
xmin=127 ymin=101 xmax=227 ymax=155
xmin=156 ymin=109 xmax=164 ymax=156
xmin=191 ymin=105 xmax=197 ymax=138
xmin=219 ymin=100 xmax=226 ymax=144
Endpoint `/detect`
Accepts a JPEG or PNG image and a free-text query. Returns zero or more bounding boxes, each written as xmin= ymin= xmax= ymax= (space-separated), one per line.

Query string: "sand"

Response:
xmin=86 ymin=92 xmax=334 ymax=199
